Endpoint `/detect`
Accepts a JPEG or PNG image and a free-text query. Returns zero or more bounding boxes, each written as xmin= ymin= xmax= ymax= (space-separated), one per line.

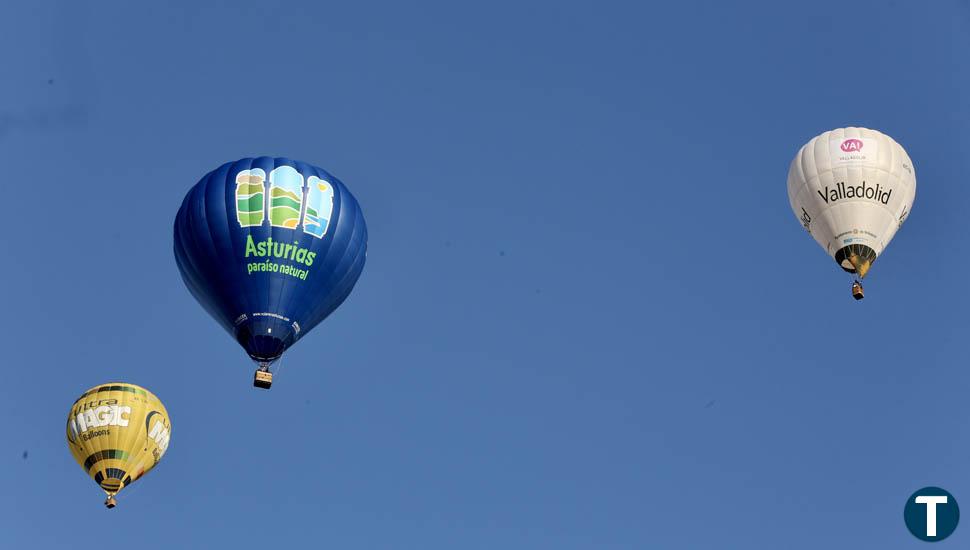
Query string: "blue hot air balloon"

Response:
xmin=174 ymin=158 xmax=367 ymax=389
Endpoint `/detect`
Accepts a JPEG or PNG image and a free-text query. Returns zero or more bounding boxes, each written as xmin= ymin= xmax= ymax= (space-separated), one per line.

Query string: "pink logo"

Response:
xmin=840 ymin=139 xmax=864 ymax=152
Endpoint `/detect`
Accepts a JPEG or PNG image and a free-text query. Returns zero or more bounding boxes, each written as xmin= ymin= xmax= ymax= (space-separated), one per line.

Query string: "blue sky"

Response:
xmin=2 ymin=0 xmax=969 ymax=548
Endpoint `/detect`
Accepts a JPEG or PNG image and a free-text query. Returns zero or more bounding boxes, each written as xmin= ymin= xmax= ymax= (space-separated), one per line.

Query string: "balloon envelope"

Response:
xmin=787 ymin=127 xmax=916 ymax=278
xmin=66 ymin=382 xmax=171 ymax=504
xmin=174 ymin=157 xmax=367 ymax=364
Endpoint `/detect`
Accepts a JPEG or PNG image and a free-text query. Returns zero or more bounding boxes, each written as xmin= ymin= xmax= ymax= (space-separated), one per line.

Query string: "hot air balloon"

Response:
xmin=174 ymin=158 xmax=367 ymax=388
xmin=66 ymin=383 xmax=171 ymax=508
xmin=787 ymin=127 xmax=916 ymax=299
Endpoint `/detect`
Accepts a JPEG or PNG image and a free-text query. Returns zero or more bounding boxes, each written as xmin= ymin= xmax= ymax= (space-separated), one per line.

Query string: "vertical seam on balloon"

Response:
xmin=232 ymin=158 xmax=257 ymax=331
xmin=275 ymin=160 xmax=311 ymax=350
xmin=270 ymin=157 xmax=290 ymax=351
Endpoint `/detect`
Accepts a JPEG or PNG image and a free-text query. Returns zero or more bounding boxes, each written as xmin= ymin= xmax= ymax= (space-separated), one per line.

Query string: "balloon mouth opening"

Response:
xmin=835 ymin=244 xmax=876 ymax=278
xmin=235 ymin=318 xmax=296 ymax=363
xmin=95 ymin=468 xmax=129 ymax=492
xmin=245 ymin=336 xmax=285 ymax=362
xmin=100 ymin=479 xmax=123 ymax=492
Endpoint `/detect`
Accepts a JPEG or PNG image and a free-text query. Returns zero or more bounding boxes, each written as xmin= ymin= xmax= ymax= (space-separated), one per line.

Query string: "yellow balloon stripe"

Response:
xmin=82 ymin=449 xmax=129 ymax=470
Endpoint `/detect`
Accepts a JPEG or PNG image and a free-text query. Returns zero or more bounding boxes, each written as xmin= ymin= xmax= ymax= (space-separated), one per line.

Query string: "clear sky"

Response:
xmin=2 ymin=1 xmax=968 ymax=548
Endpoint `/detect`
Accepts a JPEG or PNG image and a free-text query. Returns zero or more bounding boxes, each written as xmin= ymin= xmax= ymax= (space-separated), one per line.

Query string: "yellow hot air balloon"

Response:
xmin=65 ymin=382 xmax=171 ymax=508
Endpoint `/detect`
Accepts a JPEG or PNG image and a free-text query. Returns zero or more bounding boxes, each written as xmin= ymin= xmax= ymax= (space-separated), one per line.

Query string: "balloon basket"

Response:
xmin=105 ymin=496 xmax=117 ymax=509
xmin=254 ymin=370 xmax=273 ymax=389
xmin=851 ymin=282 xmax=864 ymax=300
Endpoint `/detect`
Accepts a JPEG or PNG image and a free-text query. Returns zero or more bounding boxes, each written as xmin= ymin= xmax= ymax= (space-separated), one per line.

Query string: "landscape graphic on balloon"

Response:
xmin=269 ymin=165 xmax=305 ymax=228
xmin=303 ymin=175 xmax=334 ymax=238
xmin=235 ymin=169 xmax=266 ymax=227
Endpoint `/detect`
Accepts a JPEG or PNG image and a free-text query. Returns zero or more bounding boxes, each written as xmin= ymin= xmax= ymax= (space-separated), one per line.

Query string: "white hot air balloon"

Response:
xmin=787 ymin=127 xmax=916 ymax=299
